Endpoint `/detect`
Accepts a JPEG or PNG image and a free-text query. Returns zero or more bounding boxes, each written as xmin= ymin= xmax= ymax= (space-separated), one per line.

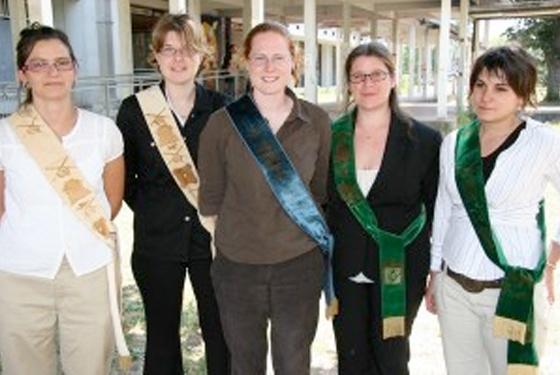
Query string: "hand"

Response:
xmin=545 ymin=265 xmax=556 ymax=305
xmin=425 ymin=271 xmax=440 ymax=314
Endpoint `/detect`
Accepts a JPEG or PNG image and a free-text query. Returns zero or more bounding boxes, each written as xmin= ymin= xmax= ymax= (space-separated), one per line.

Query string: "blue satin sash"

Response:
xmin=225 ymin=94 xmax=337 ymax=311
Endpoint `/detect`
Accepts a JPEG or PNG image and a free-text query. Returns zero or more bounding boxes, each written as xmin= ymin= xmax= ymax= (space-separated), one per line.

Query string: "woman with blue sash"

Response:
xmin=328 ymin=42 xmax=442 ymax=374
xmin=198 ymin=21 xmax=333 ymax=375
xmin=425 ymin=46 xmax=560 ymax=374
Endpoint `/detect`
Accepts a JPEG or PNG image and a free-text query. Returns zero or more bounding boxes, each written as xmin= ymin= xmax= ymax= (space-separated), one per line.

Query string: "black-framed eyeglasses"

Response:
xmin=349 ymin=70 xmax=389 ymax=84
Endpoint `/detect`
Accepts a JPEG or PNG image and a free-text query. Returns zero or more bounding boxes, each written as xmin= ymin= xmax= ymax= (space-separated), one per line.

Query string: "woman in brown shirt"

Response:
xmin=198 ymin=21 xmax=332 ymax=375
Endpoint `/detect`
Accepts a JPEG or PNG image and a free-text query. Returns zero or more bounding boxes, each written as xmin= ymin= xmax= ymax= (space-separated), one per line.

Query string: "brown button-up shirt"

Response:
xmin=198 ymin=91 xmax=331 ymax=264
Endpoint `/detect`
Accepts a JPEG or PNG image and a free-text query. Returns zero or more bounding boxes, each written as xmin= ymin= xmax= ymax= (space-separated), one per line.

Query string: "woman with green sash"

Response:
xmin=425 ymin=46 xmax=560 ymax=374
xmin=328 ymin=42 xmax=442 ymax=374
xmin=198 ymin=21 xmax=333 ymax=375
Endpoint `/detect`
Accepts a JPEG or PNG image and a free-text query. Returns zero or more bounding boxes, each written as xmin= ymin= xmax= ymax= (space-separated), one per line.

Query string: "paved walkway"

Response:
xmin=115 ymin=184 xmax=560 ymax=374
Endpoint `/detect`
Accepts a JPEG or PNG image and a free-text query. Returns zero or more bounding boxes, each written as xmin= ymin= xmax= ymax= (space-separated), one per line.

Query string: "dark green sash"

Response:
xmin=455 ymin=120 xmax=546 ymax=374
xmin=225 ymin=94 xmax=338 ymax=316
xmin=332 ymin=111 xmax=426 ymax=338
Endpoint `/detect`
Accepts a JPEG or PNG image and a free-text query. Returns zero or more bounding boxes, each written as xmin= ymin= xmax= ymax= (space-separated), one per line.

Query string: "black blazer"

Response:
xmin=327 ymin=113 xmax=442 ymax=283
xmin=116 ymin=83 xmax=227 ymax=261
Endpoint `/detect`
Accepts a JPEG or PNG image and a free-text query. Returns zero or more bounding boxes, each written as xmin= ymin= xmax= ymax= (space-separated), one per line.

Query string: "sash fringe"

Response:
xmin=494 ymin=316 xmax=527 ymax=345
xmin=508 ymin=364 xmax=538 ymax=375
xmin=106 ymin=262 xmax=131 ymax=371
xmin=382 ymin=317 xmax=405 ymax=339
xmin=326 ymin=298 xmax=339 ymax=319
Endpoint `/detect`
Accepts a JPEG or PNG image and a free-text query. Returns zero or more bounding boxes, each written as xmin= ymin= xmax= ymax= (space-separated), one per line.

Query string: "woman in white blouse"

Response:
xmin=425 ymin=46 xmax=559 ymax=375
xmin=0 ymin=24 xmax=124 ymax=374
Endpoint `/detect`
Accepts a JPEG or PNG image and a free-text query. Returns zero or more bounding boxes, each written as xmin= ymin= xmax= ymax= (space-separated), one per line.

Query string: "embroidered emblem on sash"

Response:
xmin=384 ymin=267 xmax=403 ymax=285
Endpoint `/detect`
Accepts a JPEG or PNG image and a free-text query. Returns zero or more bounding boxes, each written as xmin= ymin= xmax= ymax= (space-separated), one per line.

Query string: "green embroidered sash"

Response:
xmin=455 ymin=120 xmax=546 ymax=375
xmin=332 ymin=111 xmax=426 ymax=338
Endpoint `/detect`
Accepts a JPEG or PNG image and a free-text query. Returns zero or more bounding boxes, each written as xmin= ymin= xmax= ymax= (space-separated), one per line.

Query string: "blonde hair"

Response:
xmin=147 ymin=13 xmax=211 ymax=68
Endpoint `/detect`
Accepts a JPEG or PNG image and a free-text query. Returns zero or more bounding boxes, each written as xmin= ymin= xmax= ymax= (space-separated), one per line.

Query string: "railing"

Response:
xmin=0 ymin=69 xmax=249 ymax=119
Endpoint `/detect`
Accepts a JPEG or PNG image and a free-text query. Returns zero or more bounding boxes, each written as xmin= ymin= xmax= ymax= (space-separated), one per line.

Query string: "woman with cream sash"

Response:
xmin=0 ymin=24 xmax=126 ymax=375
xmin=116 ymin=13 xmax=229 ymax=375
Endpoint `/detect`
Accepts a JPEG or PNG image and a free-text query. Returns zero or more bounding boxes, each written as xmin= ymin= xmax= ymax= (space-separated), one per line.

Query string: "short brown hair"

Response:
xmin=242 ymin=21 xmax=302 ymax=82
xmin=148 ymin=13 xmax=211 ymax=67
xmin=469 ymin=46 xmax=538 ymax=107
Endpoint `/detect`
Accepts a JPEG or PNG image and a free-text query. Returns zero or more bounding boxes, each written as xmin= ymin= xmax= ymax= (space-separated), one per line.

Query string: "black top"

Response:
xmin=482 ymin=122 xmax=526 ymax=182
xmin=116 ymin=83 xmax=228 ymax=261
xmin=327 ymin=113 xmax=442 ymax=282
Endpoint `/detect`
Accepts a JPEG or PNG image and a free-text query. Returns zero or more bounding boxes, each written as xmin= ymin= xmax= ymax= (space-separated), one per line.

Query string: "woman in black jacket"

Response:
xmin=116 ymin=14 xmax=229 ymax=375
xmin=328 ymin=42 xmax=441 ymax=375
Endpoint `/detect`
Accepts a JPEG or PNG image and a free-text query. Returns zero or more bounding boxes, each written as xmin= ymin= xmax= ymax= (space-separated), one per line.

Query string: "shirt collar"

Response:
xmin=158 ymin=81 xmax=213 ymax=117
xmin=284 ymin=87 xmax=311 ymax=124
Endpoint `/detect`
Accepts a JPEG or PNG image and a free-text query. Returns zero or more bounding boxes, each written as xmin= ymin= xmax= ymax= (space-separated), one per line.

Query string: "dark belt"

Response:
xmin=447 ymin=267 xmax=502 ymax=293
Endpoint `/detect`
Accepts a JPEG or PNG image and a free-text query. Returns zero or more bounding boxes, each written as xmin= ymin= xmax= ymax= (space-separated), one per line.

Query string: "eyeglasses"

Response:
xmin=248 ymin=54 xmax=291 ymax=68
xmin=349 ymin=71 xmax=389 ymax=84
xmin=158 ymin=46 xmax=194 ymax=58
xmin=23 ymin=58 xmax=75 ymax=73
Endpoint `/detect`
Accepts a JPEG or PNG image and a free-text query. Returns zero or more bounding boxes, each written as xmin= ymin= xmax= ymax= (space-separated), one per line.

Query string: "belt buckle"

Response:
xmin=461 ymin=277 xmax=485 ymax=293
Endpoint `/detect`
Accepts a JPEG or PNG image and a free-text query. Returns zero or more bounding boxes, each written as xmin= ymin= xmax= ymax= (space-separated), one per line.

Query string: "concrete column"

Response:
xmin=111 ymin=0 xmax=133 ymax=99
xmin=243 ymin=0 xmax=264 ymax=36
xmin=27 ymin=0 xmax=54 ymax=26
xmin=432 ymin=44 xmax=437 ymax=98
xmin=169 ymin=0 xmax=187 ymax=14
xmin=112 ymin=0 xmax=133 ymax=76
xmin=392 ymin=17 xmax=400 ymax=87
xmin=337 ymin=1 xmax=351 ymax=105
xmin=422 ymin=27 xmax=430 ymax=98
xmin=407 ymin=21 xmax=416 ymax=98
xmin=8 ymin=0 xmax=26 ymax=76
xmin=304 ymin=0 xmax=318 ymax=102
xmin=188 ymin=0 xmax=201 ymax=23
xmin=483 ymin=20 xmax=490 ymax=50
xmin=457 ymin=0 xmax=470 ymax=112
xmin=437 ymin=0 xmax=451 ymax=119
xmin=321 ymin=44 xmax=334 ymax=86
xmin=370 ymin=17 xmax=378 ymax=41
xmin=473 ymin=19 xmax=481 ymax=60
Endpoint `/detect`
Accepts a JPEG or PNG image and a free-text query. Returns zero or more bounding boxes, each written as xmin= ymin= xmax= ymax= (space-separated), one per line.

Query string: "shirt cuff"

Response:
xmin=552 ymin=224 xmax=560 ymax=245
xmin=430 ymin=249 xmax=443 ymax=272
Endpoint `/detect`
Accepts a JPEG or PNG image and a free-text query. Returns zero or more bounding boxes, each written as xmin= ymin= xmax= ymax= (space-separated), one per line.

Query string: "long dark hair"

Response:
xmin=344 ymin=42 xmax=411 ymax=127
xmin=16 ymin=22 xmax=77 ymax=105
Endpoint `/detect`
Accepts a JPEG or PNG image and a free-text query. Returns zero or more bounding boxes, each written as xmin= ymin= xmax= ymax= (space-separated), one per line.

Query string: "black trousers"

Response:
xmin=132 ymin=252 xmax=230 ymax=375
xmin=211 ymin=249 xmax=324 ymax=375
xmin=333 ymin=273 xmax=425 ymax=375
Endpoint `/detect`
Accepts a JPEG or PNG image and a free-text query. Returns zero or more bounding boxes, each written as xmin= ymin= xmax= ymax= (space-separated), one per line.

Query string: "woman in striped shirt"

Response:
xmin=425 ymin=46 xmax=559 ymax=375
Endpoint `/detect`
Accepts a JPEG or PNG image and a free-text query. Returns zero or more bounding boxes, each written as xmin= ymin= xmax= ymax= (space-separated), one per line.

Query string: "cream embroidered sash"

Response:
xmin=7 ymin=105 xmax=131 ymax=368
xmin=135 ymin=85 xmax=216 ymax=250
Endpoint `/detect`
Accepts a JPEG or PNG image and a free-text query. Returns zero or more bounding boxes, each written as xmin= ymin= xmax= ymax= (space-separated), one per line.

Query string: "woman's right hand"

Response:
xmin=425 ymin=271 xmax=440 ymax=314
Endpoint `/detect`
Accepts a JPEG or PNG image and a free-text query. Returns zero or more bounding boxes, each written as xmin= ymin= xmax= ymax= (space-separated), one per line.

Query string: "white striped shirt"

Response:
xmin=430 ymin=118 xmax=560 ymax=280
